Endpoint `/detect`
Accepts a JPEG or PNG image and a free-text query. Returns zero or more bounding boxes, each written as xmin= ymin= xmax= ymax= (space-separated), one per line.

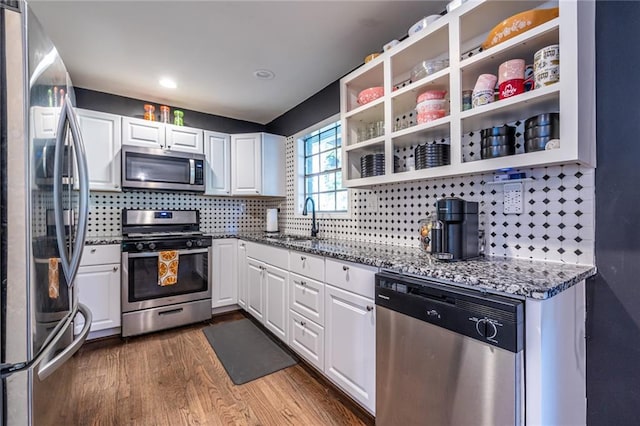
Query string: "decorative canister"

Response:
xmin=472 ymin=89 xmax=494 ymax=108
xmin=173 ymin=110 xmax=184 ymax=126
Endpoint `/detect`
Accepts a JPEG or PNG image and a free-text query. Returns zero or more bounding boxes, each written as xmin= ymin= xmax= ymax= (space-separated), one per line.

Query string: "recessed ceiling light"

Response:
xmin=159 ymin=78 xmax=177 ymax=89
xmin=253 ymin=69 xmax=275 ymax=80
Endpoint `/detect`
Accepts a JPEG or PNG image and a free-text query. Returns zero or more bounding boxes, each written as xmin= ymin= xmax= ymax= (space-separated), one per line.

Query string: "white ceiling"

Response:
xmin=29 ymin=0 xmax=447 ymax=124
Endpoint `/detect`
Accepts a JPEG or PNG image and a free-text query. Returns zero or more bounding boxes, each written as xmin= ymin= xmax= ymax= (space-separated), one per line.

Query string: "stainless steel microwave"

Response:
xmin=122 ymin=146 xmax=205 ymax=192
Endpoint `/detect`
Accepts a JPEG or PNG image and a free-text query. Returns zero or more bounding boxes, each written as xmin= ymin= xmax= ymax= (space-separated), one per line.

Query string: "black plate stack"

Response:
xmin=415 ymin=143 xmax=450 ymax=169
xmin=480 ymin=125 xmax=516 ymax=159
xmin=524 ymin=113 xmax=559 ymax=152
xmin=361 ymin=153 xmax=386 ymax=177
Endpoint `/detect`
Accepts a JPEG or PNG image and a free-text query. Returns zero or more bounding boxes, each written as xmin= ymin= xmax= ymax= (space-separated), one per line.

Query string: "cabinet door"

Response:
xmin=77 ymin=109 xmax=122 ymax=192
xmin=204 ymin=131 xmax=231 ymax=195
xmin=75 ymin=263 xmax=121 ymax=334
xmin=237 ymin=241 xmax=247 ymax=309
xmin=264 ymin=264 xmax=288 ymax=342
xmin=246 ymin=258 xmax=265 ymax=323
xmin=211 ymin=239 xmax=237 ymax=308
xmin=166 ymin=124 xmax=204 ymax=154
xmin=122 ymin=117 xmax=165 ymax=148
xmin=231 ymin=133 xmax=262 ymax=195
xmin=325 ymin=284 xmax=376 ymax=414
xmin=31 ymin=106 xmax=60 ymax=138
xmin=289 ymin=309 xmax=324 ymax=371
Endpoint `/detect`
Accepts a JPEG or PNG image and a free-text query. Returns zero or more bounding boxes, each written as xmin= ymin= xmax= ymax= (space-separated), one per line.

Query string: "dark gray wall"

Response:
xmin=266 ymin=80 xmax=339 ymax=136
xmin=75 ymin=87 xmax=266 ymax=134
xmin=588 ymin=1 xmax=640 ymax=424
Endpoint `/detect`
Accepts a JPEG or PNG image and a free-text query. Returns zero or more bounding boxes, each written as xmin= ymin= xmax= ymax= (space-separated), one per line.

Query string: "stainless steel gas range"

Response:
xmin=120 ymin=209 xmax=212 ymax=337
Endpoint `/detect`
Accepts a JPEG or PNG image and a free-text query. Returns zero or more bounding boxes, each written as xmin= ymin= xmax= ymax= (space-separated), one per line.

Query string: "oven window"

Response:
xmin=127 ymin=251 xmax=208 ymax=301
xmin=125 ymin=152 xmax=191 ymax=184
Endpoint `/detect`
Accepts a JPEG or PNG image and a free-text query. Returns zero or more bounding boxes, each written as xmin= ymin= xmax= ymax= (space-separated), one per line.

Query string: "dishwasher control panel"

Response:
xmin=375 ymin=271 xmax=524 ymax=353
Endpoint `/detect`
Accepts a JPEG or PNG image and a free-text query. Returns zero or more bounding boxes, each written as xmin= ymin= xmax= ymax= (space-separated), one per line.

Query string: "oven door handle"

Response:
xmin=126 ymin=248 xmax=210 ymax=258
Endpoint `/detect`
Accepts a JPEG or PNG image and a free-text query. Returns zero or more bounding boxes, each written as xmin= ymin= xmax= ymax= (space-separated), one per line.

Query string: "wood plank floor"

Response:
xmin=45 ymin=312 xmax=373 ymax=425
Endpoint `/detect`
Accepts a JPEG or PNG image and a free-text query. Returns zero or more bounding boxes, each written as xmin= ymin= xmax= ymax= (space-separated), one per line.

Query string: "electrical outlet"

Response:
xmin=503 ymin=182 xmax=523 ymax=214
xmin=366 ymin=194 xmax=379 ymax=213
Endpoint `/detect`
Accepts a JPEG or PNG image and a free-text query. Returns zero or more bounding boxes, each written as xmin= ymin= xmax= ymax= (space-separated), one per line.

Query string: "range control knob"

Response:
xmin=196 ymin=239 xmax=203 ymax=247
xmin=485 ymin=321 xmax=498 ymax=340
xmin=148 ymin=242 xmax=156 ymax=250
xmin=136 ymin=243 xmax=144 ymax=251
xmin=186 ymin=240 xmax=193 ymax=248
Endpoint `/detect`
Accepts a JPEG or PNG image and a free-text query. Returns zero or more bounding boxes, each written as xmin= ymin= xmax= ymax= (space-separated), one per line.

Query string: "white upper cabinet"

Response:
xmin=204 ymin=131 xmax=231 ymax=196
xmin=165 ymin=124 xmax=204 ymax=153
xmin=77 ymin=109 xmax=122 ymax=192
xmin=340 ymin=0 xmax=595 ymax=187
xmin=31 ymin=106 xmax=60 ymax=138
xmin=122 ymin=117 xmax=203 ymax=154
xmin=231 ymin=133 xmax=285 ymax=196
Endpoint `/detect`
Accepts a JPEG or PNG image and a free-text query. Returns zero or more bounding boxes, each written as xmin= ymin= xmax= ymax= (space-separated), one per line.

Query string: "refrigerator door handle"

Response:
xmin=64 ymin=94 xmax=90 ymax=284
xmin=53 ymin=95 xmax=90 ymax=285
xmin=36 ymin=303 xmax=92 ymax=381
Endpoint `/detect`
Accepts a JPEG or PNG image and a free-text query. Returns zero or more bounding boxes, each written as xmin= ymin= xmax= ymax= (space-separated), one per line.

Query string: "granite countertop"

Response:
xmin=209 ymin=232 xmax=596 ymax=300
xmin=85 ymin=236 xmax=123 ymax=245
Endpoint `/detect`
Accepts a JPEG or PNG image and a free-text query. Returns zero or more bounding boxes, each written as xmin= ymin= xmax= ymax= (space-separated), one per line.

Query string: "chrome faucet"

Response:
xmin=302 ymin=196 xmax=319 ymax=237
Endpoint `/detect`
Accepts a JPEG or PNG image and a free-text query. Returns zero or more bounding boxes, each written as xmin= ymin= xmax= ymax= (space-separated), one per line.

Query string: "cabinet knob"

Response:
xmin=255 ymin=190 xmax=259 ymax=194
xmin=366 ymin=305 xmax=374 ymax=312
xmin=90 ymin=248 xmax=96 ymax=253
xmin=301 ymin=256 xmax=306 ymax=261
xmin=115 ymin=184 xmax=120 ymax=188
xmin=240 ymin=243 xmax=245 ymax=247
xmin=300 ymin=281 xmax=306 ymax=286
xmin=300 ymin=321 xmax=306 ymax=326
xmin=342 ymin=265 xmax=349 ymax=271
xmin=113 ymin=266 xmax=119 ymax=272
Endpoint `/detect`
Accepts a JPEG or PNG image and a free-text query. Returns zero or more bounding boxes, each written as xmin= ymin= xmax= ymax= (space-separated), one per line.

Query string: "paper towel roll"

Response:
xmin=266 ymin=209 xmax=279 ymax=232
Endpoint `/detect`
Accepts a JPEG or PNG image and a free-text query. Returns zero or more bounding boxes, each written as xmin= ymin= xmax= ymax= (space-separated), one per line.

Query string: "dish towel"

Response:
xmin=158 ymin=250 xmax=179 ymax=286
xmin=48 ymin=258 xmax=59 ymax=299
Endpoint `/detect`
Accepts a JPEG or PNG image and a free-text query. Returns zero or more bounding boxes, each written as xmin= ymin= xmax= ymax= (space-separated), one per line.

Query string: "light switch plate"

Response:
xmin=503 ymin=182 xmax=523 ymax=214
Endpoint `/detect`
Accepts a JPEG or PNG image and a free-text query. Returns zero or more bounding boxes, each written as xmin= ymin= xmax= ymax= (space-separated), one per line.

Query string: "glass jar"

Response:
xmin=173 ymin=110 xmax=184 ymax=126
xmin=143 ymin=104 xmax=156 ymax=121
xmin=160 ymin=105 xmax=170 ymax=123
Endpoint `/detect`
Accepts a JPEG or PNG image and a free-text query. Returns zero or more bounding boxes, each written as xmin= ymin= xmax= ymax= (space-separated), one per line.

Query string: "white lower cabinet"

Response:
xmin=289 ymin=309 xmax=324 ymax=371
xmin=246 ymin=258 xmax=265 ymax=322
xmin=264 ymin=264 xmax=288 ymax=341
xmin=211 ymin=239 xmax=238 ymax=308
xmin=237 ymin=241 xmax=247 ymax=309
xmin=324 ymin=283 xmax=376 ymax=414
xmin=75 ymin=245 xmax=121 ymax=337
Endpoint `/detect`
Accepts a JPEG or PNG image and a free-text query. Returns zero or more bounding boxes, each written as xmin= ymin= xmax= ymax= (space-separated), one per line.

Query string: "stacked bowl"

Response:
xmin=360 ymin=153 xmax=396 ymax=178
xmin=480 ymin=125 xmax=516 ymax=159
xmin=524 ymin=113 xmax=560 ymax=152
xmin=415 ymin=143 xmax=450 ymax=169
xmin=416 ymin=89 xmax=448 ymax=124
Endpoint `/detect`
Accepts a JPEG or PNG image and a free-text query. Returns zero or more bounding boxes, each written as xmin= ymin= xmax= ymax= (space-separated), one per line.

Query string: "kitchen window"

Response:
xmin=294 ymin=114 xmax=350 ymax=218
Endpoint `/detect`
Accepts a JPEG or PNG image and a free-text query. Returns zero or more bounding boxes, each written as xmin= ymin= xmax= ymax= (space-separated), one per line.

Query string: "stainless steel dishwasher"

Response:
xmin=375 ymin=271 xmax=524 ymax=426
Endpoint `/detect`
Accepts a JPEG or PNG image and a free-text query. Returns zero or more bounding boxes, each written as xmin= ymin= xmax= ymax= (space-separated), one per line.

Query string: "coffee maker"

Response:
xmin=430 ymin=197 xmax=479 ymax=261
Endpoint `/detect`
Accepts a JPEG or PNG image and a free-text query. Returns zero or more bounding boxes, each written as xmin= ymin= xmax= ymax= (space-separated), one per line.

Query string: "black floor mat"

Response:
xmin=202 ymin=318 xmax=297 ymax=385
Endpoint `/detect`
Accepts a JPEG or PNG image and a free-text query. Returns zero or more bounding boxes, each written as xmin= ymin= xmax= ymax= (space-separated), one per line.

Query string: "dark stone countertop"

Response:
xmin=206 ymin=232 xmax=596 ymax=300
xmin=85 ymin=236 xmax=123 ymax=245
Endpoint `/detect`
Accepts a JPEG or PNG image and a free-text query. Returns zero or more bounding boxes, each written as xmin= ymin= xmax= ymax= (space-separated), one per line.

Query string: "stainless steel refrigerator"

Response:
xmin=0 ymin=1 xmax=92 ymax=424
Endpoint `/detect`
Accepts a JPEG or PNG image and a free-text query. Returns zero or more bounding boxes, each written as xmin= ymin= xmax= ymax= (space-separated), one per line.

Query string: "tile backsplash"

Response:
xmin=281 ymin=136 xmax=595 ymax=265
xmin=83 ymin=136 xmax=595 ymax=265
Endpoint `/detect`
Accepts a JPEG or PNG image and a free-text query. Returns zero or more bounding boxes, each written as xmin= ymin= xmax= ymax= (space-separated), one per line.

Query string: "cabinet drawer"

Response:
xmin=245 ymin=241 xmax=288 ymax=270
xmin=81 ymin=244 xmax=121 ymax=266
xmin=325 ymin=259 xmax=377 ymax=299
xmin=290 ymin=251 xmax=324 ymax=281
xmin=289 ymin=309 xmax=324 ymax=371
xmin=289 ymin=273 xmax=324 ymax=326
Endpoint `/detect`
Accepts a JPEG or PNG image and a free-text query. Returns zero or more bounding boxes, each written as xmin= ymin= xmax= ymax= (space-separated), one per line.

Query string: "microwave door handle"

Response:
xmin=63 ymin=95 xmax=90 ymax=286
xmin=189 ymin=158 xmax=195 ymax=184
xmin=53 ymin=102 xmax=72 ymax=282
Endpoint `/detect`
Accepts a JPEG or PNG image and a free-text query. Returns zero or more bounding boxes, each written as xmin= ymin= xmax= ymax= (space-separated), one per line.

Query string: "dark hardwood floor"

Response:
xmin=44 ymin=312 xmax=372 ymax=425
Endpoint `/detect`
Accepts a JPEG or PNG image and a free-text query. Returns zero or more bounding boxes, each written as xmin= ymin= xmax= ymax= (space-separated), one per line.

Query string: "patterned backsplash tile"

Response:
xmin=80 ymin=135 xmax=595 ymax=265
